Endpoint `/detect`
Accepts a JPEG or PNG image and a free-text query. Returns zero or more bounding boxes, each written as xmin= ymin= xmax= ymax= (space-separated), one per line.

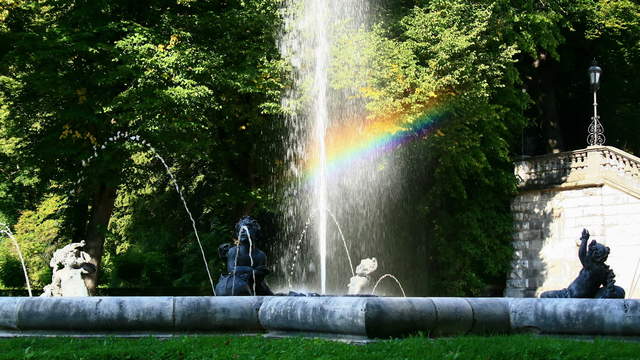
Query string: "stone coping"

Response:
xmin=1 ymin=296 xmax=639 ymax=338
xmin=515 ymin=146 xmax=640 ymax=198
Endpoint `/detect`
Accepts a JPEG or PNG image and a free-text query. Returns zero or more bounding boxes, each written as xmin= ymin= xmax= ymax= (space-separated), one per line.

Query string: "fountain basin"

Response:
xmin=259 ymin=297 xmax=510 ymax=337
xmin=0 ymin=296 xmax=639 ymax=338
xmin=0 ymin=296 xmax=264 ymax=333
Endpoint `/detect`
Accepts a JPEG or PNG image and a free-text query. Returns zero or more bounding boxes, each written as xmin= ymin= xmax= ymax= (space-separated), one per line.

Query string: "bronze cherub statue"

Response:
xmin=540 ymin=229 xmax=625 ymax=299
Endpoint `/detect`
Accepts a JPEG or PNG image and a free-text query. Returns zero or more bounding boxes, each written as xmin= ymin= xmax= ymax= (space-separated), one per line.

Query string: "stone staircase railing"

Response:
xmin=515 ymin=146 xmax=640 ymax=197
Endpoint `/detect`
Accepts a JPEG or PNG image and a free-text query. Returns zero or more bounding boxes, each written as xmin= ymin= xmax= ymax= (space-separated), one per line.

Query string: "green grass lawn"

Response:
xmin=2 ymin=334 xmax=640 ymax=360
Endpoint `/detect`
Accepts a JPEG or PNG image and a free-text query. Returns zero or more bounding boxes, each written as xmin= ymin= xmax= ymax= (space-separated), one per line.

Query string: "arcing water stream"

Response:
xmin=79 ymin=132 xmax=216 ymax=295
xmin=0 ymin=223 xmax=32 ymax=297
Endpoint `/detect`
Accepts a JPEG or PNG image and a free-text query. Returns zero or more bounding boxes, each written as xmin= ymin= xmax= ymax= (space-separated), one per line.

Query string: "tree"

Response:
xmin=0 ymin=0 xmax=283 ymax=292
xmin=330 ymin=0 xmax=526 ymax=294
xmin=352 ymin=0 xmax=640 ymax=294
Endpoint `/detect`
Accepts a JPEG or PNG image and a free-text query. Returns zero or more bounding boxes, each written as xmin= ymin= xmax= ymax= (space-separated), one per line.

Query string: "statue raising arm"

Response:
xmin=578 ymin=228 xmax=590 ymax=267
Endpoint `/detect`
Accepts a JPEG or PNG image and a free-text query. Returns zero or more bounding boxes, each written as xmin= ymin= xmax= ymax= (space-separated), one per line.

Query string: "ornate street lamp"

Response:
xmin=587 ymin=60 xmax=605 ymax=146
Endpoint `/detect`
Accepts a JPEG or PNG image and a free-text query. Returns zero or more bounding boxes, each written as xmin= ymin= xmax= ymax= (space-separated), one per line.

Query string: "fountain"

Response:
xmin=215 ymin=217 xmax=273 ymax=296
xmin=72 ymin=131 xmax=400 ymax=298
xmin=279 ymin=0 xmax=408 ymax=296
xmin=371 ymin=274 xmax=407 ymax=297
xmin=286 ymin=212 xmax=406 ymax=296
xmin=3 ymin=0 xmax=640 ymax=343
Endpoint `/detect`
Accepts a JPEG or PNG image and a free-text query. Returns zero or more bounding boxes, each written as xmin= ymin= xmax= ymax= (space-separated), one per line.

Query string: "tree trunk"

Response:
xmin=83 ymin=183 xmax=118 ymax=294
xmin=71 ymin=198 xmax=89 ymax=243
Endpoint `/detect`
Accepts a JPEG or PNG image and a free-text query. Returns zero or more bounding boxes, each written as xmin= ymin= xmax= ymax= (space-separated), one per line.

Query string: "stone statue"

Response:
xmin=541 ymin=229 xmax=625 ymax=299
xmin=215 ymin=216 xmax=273 ymax=296
xmin=347 ymin=258 xmax=378 ymax=295
xmin=41 ymin=240 xmax=96 ymax=297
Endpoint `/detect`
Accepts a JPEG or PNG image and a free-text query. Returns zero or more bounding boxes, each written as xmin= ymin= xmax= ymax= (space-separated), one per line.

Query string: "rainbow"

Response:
xmin=304 ymin=105 xmax=448 ymax=180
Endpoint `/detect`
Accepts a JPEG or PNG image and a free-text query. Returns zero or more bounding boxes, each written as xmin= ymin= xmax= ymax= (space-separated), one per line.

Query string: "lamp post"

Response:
xmin=587 ymin=60 xmax=605 ymax=146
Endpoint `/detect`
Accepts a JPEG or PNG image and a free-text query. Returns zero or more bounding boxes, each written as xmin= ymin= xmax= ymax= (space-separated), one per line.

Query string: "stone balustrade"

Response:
xmin=515 ymin=146 xmax=640 ymax=197
xmin=515 ymin=146 xmax=640 ymax=196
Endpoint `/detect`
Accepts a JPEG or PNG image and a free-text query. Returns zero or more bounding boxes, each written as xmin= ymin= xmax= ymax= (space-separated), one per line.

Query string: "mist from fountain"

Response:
xmin=284 ymin=208 xmax=408 ymax=297
xmin=287 ymin=209 xmax=355 ymax=290
xmin=279 ymin=0 xmax=381 ymax=295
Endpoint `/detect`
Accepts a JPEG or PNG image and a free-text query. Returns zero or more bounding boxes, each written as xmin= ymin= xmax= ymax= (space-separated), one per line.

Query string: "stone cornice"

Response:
xmin=515 ymin=146 xmax=640 ymax=199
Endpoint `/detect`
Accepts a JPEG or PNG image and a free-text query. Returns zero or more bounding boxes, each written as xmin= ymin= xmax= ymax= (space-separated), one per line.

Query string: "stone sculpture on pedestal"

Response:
xmin=347 ymin=258 xmax=378 ymax=295
xmin=41 ymin=240 xmax=96 ymax=297
xmin=541 ymin=229 xmax=625 ymax=299
xmin=215 ymin=216 xmax=273 ymax=296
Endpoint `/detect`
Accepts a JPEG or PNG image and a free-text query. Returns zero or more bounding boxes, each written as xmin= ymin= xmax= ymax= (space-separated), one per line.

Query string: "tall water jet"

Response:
xmin=279 ymin=0 xmax=375 ymax=294
xmin=310 ymin=0 xmax=330 ymax=294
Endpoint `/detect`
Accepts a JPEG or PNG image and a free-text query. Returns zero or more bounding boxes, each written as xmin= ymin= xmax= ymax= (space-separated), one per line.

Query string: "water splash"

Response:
xmin=287 ymin=208 xmax=355 ymax=290
xmin=630 ymin=257 xmax=640 ymax=297
xmin=77 ymin=132 xmax=216 ymax=295
xmin=243 ymin=225 xmax=258 ymax=296
xmin=231 ymin=233 xmax=240 ymax=296
xmin=326 ymin=208 xmax=355 ymax=277
xmin=371 ymin=274 xmax=406 ymax=297
xmin=245 ymin=226 xmax=257 ymax=296
xmin=288 ymin=215 xmax=312 ymax=289
xmin=231 ymin=226 xmax=258 ymax=296
xmin=0 ymin=223 xmax=32 ymax=296
xmin=279 ymin=0 xmax=378 ymax=294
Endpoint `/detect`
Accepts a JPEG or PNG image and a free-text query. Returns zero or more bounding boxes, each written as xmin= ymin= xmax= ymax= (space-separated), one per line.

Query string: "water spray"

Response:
xmin=0 ymin=223 xmax=32 ymax=297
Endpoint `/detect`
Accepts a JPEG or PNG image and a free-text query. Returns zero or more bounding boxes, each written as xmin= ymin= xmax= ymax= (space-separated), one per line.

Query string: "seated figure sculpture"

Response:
xmin=347 ymin=258 xmax=378 ymax=295
xmin=41 ymin=240 xmax=96 ymax=297
xmin=215 ymin=216 xmax=273 ymax=296
xmin=540 ymin=229 xmax=625 ymax=299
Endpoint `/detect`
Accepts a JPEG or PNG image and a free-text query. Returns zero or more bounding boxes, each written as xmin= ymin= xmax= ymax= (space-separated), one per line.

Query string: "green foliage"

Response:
xmin=583 ymin=0 xmax=640 ymax=153
xmin=416 ymin=102 xmax=519 ymax=295
xmin=332 ymin=0 xmax=640 ymax=295
xmin=0 ymin=251 xmax=23 ymax=288
xmin=0 ymin=0 xmax=284 ymax=290
xmin=7 ymin=194 xmax=68 ymax=287
xmin=333 ymin=0 xmax=527 ymax=295
xmin=110 ymin=245 xmax=169 ymax=287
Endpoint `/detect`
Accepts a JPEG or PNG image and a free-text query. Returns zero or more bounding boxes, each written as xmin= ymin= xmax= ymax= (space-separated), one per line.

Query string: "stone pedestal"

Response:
xmin=506 ymin=146 xmax=640 ymax=298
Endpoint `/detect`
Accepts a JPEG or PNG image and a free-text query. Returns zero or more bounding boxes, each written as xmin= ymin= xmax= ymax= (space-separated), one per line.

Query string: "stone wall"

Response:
xmin=506 ymin=146 xmax=640 ymax=298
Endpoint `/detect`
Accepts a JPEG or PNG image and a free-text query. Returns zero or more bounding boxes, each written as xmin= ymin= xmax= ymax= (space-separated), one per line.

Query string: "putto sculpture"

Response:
xmin=541 ymin=229 xmax=625 ymax=299
xmin=41 ymin=240 xmax=96 ymax=297
xmin=215 ymin=216 xmax=273 ymax=296
xmin=347 ymin=258 xmax=378 ymax=295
